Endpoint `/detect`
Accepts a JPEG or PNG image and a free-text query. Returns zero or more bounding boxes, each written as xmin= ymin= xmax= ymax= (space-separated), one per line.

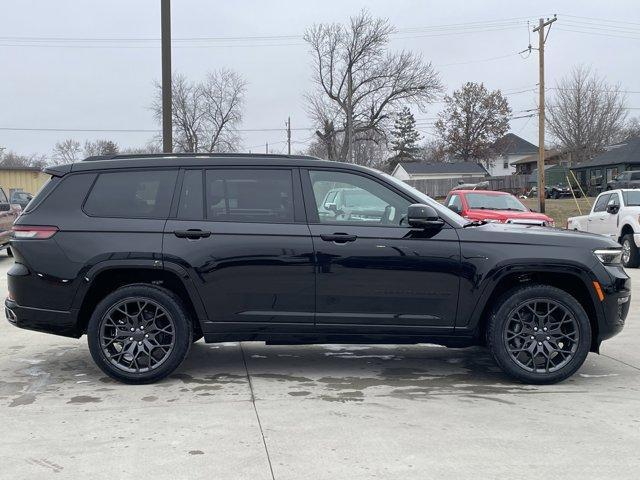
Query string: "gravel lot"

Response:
xmin=0 ymin=251 xmax=639 ymax=479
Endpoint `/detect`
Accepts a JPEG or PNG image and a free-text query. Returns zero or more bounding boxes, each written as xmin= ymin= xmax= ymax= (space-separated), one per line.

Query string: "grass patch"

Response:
xmin=520 ymin=197 xmax=594 ymax=228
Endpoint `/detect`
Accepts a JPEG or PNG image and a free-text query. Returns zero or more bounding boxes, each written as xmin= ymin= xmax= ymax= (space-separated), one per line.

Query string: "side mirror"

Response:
xmin=407 ymin=203 xmax=444 ymax=228
xmin=606 ymin=204 xmax=619 ymax=214
xmin=324 ymin=202 xmax=337 ymax=212
xmin=0 ymin=203 xmax=10 ymax=212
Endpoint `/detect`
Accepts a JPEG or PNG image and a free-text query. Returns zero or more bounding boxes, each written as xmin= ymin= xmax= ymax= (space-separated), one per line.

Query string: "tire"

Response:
xmin=487 ymin=284 xmax=592 ymax=384
xmin=622 ymin=234 xmax=640 ymax=268
xmin=87 ymin=284 xmax=193 ymax=384
xmin=6 ymin=247 xmax=12 ymax=257
xmin=551 ymin=190 xmax=559 ymax=199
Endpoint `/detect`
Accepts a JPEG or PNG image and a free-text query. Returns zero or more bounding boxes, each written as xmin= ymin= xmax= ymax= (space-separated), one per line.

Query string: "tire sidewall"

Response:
xmin=87 ymin=285 xmax=192 ymax=384
xmin=488 ymin=285 xmax=592 ymax=384
xmin=622 ymin=235 xmax=639 ymax=268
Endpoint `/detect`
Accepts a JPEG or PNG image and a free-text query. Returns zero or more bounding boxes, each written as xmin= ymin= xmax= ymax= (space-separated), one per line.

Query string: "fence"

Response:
xmin=406 ymin=174 xmax=535 ymax=198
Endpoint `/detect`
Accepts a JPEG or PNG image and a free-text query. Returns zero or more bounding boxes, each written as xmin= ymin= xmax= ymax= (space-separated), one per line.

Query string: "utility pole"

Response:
xmin=161 ymin=0 xmax=172 ymax=153
xmin=346 ymin=70 xmax=354 ymax=162
xmin=286 ymin=117 xmax=291 ymax=155
xmin=533 ymin=15 xmax=556 ymax=213
xmin=265 ymin=142 xmax=268 ymax=154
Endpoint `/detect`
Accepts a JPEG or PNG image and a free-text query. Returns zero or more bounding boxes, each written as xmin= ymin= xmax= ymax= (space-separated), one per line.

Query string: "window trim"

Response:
xmin=300 ymin=167 xmax=447 ymax=228
xmin=81 ymin=168 xmax=179 ymax=220
xmin=593 ymin=193 xmax=611 ymax=213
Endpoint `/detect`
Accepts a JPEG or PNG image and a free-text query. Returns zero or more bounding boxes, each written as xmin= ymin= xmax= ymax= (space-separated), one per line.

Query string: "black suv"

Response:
xmin=5 ymin=154 xmax=630 ymax=384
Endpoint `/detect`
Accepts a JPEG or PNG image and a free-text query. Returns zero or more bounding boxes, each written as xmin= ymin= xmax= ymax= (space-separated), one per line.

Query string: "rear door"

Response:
xmin=602 ymin=191 xmax=621 ymax=240
xmin=0 ymin=188 xmax=13 ymax=245
xmin=163 ymin=167 xmax=315 ymax=333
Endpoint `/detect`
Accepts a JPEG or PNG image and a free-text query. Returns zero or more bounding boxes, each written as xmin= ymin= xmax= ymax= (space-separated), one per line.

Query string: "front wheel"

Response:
xmin=487 ymin=284 xmax=591 ymax=384
xmin=622 ymin=234 xmax=640 ymax=268
xmin=87 ymin=285 xmax=193 ymax=384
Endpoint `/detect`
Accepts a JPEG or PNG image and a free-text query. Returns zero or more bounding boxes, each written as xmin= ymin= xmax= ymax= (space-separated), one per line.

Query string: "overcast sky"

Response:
xmin=1 ymin=0 xmax=639 ymax=158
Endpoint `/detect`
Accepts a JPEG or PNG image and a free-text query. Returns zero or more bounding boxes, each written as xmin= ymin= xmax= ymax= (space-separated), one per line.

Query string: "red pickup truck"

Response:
xmin=444 ymin=189 xmax=555 ymax=227
xmin=0 ymin=187 xmax=21 ymax=256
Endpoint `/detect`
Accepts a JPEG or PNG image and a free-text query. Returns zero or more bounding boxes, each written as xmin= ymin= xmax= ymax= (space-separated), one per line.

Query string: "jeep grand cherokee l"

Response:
xmin=5 ymin=154 xmax=630 ymax=384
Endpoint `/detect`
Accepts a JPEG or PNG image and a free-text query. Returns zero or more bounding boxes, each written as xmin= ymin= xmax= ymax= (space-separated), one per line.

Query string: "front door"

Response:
xmin=302 ymin=168 xmax=461 ymax=334
xmin=589 ymin=193 xmax=611 ymax=235
xmin=163 ymin=168 xmax=315 ymax=333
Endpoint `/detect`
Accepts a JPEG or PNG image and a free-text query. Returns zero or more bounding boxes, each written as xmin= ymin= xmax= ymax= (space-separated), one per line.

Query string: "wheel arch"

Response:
xmin=74 ymin=261 xmax=207 ymax=336
xmin=618 ymin=223 xmax=635 ymax=243
xmin=472 ymin=267 xmax=600 ymax=352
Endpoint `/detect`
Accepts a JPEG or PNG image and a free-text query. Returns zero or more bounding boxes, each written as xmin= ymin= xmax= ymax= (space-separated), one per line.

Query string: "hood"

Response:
xmin=459 ymin=222 xmax=620 ymax=249
xmin=466 ymin=209 xmax=553 ymax=222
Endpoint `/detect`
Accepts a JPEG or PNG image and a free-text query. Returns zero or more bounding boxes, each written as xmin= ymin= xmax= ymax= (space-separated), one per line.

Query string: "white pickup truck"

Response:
xmin=567 ymin=189 xmax=640 ymax=267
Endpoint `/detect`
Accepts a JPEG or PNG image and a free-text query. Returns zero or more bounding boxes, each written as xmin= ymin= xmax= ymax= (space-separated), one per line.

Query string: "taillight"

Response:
xmin=12 ymin=225 xmax=58 ymax=239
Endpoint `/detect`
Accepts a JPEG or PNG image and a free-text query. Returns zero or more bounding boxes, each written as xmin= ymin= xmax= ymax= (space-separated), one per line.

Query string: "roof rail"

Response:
xmin=82 ymin=152 xmax=312 ymax=162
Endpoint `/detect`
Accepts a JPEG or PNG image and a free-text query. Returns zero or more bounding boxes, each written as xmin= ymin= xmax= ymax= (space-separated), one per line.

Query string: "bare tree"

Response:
xmin=304 ymin=10 xmax=441 ymax=163
xmin=547 ymin=66 xmax=627 ymax=162
xmin=53 ymin=139 xmax=82 ymax=163
xmin=617 ymin=117 xmax=640 ymax=142
xmin=0 ymin=150 xmax=48 ymax=169
xmin=83 ymin=139 xmax=119 ymax=157
xmin=434 ymin=82 xmax=511 ymax=166
xmin=152 ymin=70 xmax=246 ymax=153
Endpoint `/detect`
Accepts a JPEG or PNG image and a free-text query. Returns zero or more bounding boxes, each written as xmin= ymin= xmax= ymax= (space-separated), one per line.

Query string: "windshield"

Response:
xmin=623 ymin=190 xmax=640 ymax=206
xmin=465 ymin=192 xmax=527 ymax=211
xmin=379 ymin=171 xmax=468 ymax=227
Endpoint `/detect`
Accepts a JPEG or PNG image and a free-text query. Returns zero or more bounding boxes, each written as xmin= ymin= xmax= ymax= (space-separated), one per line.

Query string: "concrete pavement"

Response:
xmin=0 ymin=252 xmax=639 ymax=479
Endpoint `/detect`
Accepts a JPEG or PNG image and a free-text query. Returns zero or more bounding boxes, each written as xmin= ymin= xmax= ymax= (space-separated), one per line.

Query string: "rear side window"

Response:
xmin=84 ymin=170 xmax=177 ymax=218
xmin=632 ymin=172 xmax=640 ymax=181
xmin=205 ymin=169 xmax=294 ymax=223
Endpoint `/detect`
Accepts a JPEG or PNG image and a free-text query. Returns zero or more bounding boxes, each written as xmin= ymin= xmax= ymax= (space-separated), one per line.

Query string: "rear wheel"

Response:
xmin=487 ymin=284 xmax=591 ymax=384
xmin=622 ymin=234 xmax=640 ymax=268
xmin=87 ymin=285 xmax=192 ymax=384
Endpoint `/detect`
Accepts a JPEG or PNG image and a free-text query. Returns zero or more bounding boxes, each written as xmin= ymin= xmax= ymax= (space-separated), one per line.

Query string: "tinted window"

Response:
xmin=178 ymin=170 xmax=203 ymax=219
xmin=205 ymin=169 xmax=294 ymax=223
xmin=608 ymin=193 xmax=620 ymax=207
xmin=0 ymin=188 xmax=7 ymax=203
xmin=84 ymin=170 xmax=177 ymax=218
xmin=631 ymin=172 xmax=640 ymax=181
xmin=593 ymin=194 xmax=610 ymax=213
xmin=309 ymin=170 xmax=410 ymax=226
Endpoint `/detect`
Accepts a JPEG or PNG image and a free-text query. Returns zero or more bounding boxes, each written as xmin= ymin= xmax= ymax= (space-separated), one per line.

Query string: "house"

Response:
xmin=485 ymin=133 xmax=538 ymax=176
xmin=0 ymin=166 xmax=49 ymax=196
xmin=391 ymin=161 xmax=489 ymax=181
xmin=511 ymin=149 xmax=571 ymax=175
xmin=570 ymin=136 xmax=640 ymax=192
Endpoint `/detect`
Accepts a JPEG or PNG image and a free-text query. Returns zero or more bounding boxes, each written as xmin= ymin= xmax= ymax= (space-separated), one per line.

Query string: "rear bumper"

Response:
xmin=5 ymin=298 xmax=81 ymax=338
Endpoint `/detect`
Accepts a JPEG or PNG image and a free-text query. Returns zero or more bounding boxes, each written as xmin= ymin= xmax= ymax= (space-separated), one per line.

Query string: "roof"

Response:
xmin=510 ymin=149 xmax=563 ymax=166
xmin=571 ymin=137 xmax=640 ymax=170
xmin=48 ymin=153 xmax=336 ymax=175
xmin=453 ymin=189 xmax=511 ymax=195
xmin=397 ymin=162 xmax=488 ymax=176
xmin=491 ymin=133 xmax=538 ymax=156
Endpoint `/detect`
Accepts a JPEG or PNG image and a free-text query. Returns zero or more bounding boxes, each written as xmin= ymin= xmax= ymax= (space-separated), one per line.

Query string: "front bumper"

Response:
xmin=597 ymin=266 xmax=631 ymax=342
xmin=5 ymin=298 xmax=80 ymax=338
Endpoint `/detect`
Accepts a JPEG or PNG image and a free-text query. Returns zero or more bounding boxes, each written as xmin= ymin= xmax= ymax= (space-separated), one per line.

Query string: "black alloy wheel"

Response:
xmin=88 ymin=285 xmax=192 ymax=384
xmin=487 ymin=284 xmax=591 ymax=384
xmin=503 ymin=299 xmax=578 ymax=374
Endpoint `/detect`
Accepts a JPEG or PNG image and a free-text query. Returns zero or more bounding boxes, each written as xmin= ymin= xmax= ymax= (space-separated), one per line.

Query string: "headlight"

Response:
xmin=594 ymin=248 xmax=623 ymax=265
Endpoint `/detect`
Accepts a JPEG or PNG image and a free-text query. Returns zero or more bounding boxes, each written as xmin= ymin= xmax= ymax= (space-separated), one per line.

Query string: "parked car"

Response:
xmin=6 ymin=154 xmax=629 ymax=385
xmin=10 ymin=191 xmax=33 ymax=210
xmin=567 ymin=188 xmax=640 ymax=267
xmin=606 ymin=171 xmax=640 ymax=190
xmin=318 ymin=187 xmax=390 ymax=223
xmin=444 ymin=189 xmax=555 ymax=226
xmin=528 ymin=184 xmax=581 ymax=199
xmin=0 ymin=187 xmax=21 ymax=256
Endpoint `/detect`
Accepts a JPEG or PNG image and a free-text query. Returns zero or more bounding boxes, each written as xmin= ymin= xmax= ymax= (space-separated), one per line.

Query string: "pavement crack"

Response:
xmin=239 ymin=342 xmax=276 ymax=480
xmin=601 ymin=353 xmax=640 ymax=372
